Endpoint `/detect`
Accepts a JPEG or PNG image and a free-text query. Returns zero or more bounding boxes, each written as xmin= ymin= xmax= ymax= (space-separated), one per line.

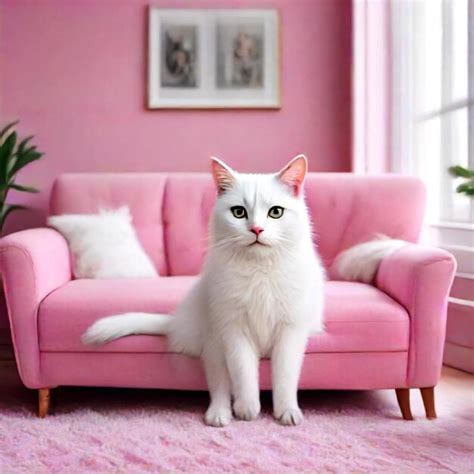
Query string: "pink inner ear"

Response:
xmin=211 ymin=159 xmax=235 ymax=194
xmin=278 ymin=157 xmax=307 ymax=196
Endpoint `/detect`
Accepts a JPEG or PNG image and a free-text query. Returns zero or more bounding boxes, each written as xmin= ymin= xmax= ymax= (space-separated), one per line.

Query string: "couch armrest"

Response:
xmin=375 ymin=245 xmax=456 ymax=388
xmin=0 ymin=228 xmax=71 ymax=388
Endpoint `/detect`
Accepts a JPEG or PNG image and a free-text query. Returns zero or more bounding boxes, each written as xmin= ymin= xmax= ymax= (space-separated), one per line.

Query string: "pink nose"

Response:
xmin=250 ymin=226 xmax=264 ymax=236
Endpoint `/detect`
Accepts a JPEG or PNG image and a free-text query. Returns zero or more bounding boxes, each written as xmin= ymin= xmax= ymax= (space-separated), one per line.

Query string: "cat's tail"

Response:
xmin=81 ymin=313 xmax=172 ymax=346
xmin=331 ymin=237 xmax=407 ymax=283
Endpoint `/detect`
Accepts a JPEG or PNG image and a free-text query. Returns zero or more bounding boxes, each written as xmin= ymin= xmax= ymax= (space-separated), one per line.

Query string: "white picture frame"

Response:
xmin=148 ymin=8 xmax=281 ymax=109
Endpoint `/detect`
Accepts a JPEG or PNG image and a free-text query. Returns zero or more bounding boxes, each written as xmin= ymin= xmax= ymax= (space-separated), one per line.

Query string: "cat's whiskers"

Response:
xmin=208 ymin=234 xmax=245 ymax=250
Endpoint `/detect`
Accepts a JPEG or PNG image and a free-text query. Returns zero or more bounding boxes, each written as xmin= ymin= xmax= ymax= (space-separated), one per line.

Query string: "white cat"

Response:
xmin=83 ymin=155 xmax=325 ymax=427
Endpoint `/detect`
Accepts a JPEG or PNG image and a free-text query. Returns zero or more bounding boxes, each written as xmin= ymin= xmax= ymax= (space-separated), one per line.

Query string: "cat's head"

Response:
xmin=210 ymin=155 xmax=310 ymax=255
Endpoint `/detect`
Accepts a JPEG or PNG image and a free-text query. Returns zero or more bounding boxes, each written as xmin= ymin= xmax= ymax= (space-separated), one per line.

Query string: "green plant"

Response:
xmin=0 ymin=120 xmax=44 ymax=233
xmin=448 ymin=165 xmax=474 ymax=197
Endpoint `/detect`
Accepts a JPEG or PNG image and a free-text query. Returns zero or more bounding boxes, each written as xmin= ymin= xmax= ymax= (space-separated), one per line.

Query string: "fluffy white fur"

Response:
xmin=48 ymin=207 xmax=158 ymax=279
xmin=83 ymin=155 xmax=325 ymax=427
xmin=333 ymin=236 xmax=407 ymax=283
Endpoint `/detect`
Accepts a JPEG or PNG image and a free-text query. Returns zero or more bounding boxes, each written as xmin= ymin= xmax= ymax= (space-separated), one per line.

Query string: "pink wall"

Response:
xmin=0 ymin=0 xmax=352 ymax=234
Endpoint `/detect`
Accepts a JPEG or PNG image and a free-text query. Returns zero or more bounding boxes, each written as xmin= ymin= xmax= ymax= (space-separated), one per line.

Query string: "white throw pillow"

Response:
xmin=48 ymin=207 xmax=158 ymax=279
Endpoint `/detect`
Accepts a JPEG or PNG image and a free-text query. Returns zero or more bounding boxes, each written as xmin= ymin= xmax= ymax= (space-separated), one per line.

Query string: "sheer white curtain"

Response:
xmin=352 ymin=0 xmax=392 ymax=174
xmin=391 ymin=0 xmax=473 ymax=227
xmin=354 ymin=0 xmax=473 ymax=224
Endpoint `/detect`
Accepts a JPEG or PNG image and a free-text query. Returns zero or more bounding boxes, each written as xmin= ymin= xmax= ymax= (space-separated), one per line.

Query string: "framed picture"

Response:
xmin=148 ymin=8 xmax=280 ymax=109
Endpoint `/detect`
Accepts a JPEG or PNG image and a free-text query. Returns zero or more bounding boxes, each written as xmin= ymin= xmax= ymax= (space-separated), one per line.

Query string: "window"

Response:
xmin=391 ymin=0 xmax=473 ymax=226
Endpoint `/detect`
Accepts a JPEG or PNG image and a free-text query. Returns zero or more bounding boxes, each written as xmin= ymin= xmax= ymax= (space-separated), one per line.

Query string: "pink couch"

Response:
xmin=0 ymin=173 xmax=456 ymax=419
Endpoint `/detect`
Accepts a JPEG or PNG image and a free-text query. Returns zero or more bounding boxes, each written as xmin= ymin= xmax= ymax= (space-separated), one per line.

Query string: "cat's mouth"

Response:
xmin=249 ymin=240 xmax=268 ymax=247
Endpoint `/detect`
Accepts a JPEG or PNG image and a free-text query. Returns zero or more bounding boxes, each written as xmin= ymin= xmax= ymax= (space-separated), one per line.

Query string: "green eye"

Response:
xmin=231 ymin=206 xmax=247 ymax=219
xmin=268 ymin=206 xmax=284 ymax=219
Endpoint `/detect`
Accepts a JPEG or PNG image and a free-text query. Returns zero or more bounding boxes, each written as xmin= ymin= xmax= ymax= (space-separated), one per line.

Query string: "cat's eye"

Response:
xmin=268 ymin=206 xmax=284 ymax=219
xmin=231 ymin=206 xmax=247 ymax=219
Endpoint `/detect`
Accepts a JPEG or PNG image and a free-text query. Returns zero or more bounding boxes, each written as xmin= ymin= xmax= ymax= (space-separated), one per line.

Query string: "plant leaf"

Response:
xmin=0 ymin=120 xmax=19 ymax=139
xmin=16 ymin=135 xmax=34 ymax=155
xmin=21 ymin=145 xmax=37 ymax=154
xmin=8 ymin=183 xmax=39 ymax=193
xmin=8 ymin=141 xmax=38 ymax=177
xmin=0 ymin=131 xmax=17 ymax=184
xmin=448 ymin=165 xmax=474 ymax=178
xmin=8 ymin=149 xmax=43 ymax=177
xmin=456 ymin=181 xmax=474 ymax=196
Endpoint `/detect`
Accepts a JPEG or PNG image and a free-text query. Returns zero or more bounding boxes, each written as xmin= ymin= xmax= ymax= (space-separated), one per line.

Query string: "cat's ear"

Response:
xmin=211 ymin=157 xmax=236 ymax=194
xmin=277 ymin=154 xmax=308 ymax=196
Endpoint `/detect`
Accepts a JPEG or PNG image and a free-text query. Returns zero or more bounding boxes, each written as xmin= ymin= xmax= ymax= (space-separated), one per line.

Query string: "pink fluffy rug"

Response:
xmin=0 ymin=364 xmax=472 ymax=473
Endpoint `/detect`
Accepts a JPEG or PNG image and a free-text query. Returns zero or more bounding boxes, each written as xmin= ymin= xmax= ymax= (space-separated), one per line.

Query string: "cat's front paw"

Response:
xmin=233 ymin=397 xmax=261 ymax=421
xmin=204 ymin=405 xmax=232 ymax=427
xmin=275 ymin=407 xmax=303 ymax=426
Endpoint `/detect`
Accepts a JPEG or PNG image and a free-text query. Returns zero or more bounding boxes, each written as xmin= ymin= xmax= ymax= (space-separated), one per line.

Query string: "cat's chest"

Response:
xmin=208 ymin=259 xmax=313 ymax=355
xmin=236 ymin=270 xmax=280 ymax=311
xmin=220 ymin=266 xmax=298 ymax=330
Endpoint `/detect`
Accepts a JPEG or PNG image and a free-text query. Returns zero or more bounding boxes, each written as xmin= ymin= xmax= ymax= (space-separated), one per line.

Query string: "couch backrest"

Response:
xmin=50 ymin=173 xmax=426 ymax=276
xmin=304 ymin=173 xmax=425 ymax=267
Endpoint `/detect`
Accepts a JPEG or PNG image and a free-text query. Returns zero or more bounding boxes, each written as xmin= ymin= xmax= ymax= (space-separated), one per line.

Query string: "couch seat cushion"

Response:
xmin=39 ymin=279 xmax=409 ymax=353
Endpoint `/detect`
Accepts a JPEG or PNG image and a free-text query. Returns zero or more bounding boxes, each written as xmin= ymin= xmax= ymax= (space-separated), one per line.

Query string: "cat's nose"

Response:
xmin=250 ymin=226 xmax=264 ymax=236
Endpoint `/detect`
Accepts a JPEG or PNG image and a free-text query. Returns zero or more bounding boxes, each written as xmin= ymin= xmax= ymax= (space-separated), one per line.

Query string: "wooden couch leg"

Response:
xmin=395 ymin=388 xmax=413 ymax=420
xmin=420 ymin=387 xmax=437 ymax=419
xmin=38 ymin=389 xmax=51 ymax=418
